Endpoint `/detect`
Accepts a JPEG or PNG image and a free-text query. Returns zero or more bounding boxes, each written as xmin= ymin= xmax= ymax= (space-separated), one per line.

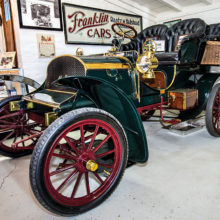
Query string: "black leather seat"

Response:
xmin=205 ymin=23 xmax=220 ymax=40
xmin=165 ymin=18 xmax=206 ymax=52
xmin=120 ymin=18 xmax=207 ymax=65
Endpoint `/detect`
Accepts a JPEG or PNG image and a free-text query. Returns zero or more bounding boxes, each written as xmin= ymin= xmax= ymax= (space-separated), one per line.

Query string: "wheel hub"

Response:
xmin=86 ymin=160 xmax=98 ymax=172
xmin=76 ymin=152 xmax=98 ymax=172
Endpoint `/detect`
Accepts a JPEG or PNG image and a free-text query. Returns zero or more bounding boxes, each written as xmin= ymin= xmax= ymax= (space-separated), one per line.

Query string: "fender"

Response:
xmin=57 ymin=76 xmax=148 ymax=163
xmin=179 ymin=73 xmax=219 ymax=120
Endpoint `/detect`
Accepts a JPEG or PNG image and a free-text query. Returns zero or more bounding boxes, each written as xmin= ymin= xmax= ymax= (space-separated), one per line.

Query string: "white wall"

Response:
xmin=156 ymin=1 xmax=220 ymax=25
xmin=14 ymin=0 xmax=154 ymax=83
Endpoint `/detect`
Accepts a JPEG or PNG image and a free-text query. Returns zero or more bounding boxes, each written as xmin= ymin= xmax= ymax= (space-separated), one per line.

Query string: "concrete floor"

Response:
xmin=1 ymin=119 xmax=220 ymax=220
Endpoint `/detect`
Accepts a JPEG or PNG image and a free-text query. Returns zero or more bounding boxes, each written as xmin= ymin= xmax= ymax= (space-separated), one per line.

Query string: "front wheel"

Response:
xmin=206 ymin=83 xmax=220 ymax=136
xmin=30 ymin=108 xmax=128 ymax=216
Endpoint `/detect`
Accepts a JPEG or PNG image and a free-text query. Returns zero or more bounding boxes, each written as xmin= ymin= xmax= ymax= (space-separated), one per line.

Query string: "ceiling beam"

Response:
xmin=104 ymin=0 xmax=156 ymax=19
xmin=201 ymin=0 xmax=213 ymax=5
xmin=157 ymin=0 xmax=182 ymax=12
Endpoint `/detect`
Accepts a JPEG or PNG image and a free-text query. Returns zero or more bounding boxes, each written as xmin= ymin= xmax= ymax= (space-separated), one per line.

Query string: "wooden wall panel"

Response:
xmin=0 ymin=0 xmax=16 ymax=52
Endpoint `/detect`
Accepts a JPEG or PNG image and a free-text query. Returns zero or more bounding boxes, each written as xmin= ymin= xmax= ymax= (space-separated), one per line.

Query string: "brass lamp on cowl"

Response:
xmin=136 ymin=39 xmax=158 ymax=79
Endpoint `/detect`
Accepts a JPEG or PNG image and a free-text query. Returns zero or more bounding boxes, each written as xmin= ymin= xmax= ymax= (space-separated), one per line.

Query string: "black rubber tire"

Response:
xmin=206 ymin=83 xmax=220 ymax=137
xmin=29 ymin=107 xmax=128 ymax=216
xmin=0 ymin=95 xmax=33 ymax=157
xmin=141 ymin=110 xmax=155 ymax=121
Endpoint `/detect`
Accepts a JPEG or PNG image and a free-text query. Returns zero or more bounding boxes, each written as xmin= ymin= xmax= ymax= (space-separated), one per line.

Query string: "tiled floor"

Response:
xmin=1 ymin=119 xmax=220 ymax=220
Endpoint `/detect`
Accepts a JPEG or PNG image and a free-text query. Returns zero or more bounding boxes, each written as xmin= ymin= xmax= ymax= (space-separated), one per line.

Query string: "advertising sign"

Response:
xmin=63 ymin=3 xmax=142 ymax=45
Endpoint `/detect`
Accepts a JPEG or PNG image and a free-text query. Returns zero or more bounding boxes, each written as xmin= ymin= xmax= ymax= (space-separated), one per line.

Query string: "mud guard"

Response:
xmin=179 ymin=73 xmax=219 ymax=120
xmin=57 ymin=76 xmax=148 ymax=163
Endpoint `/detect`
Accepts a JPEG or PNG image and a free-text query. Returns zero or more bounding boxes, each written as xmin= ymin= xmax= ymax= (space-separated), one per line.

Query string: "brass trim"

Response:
xmin=9 ymin=101 xmax=20 ymax=111
xmin=183 ymin=92 xmax=186 ymax=110
xmin=23 ymin=96 xmax=60 ymax=108
xmin=118 ymin=56 xmax=133 ymax=68
xmin=46 ymin=54 xmax=87 ymax=77
xmin=27 ymin=102 xmax=34 ymax=109
xmin=76 ymin=47 xmax=84 ymax=56
xmin=86 ymin=160 xmax=98 ymax=172
xmin=45 ymin=112 xmax=58 ymax=126
xmin=85 ymin=63 xmax=129 ymax=69
xmin=46 ymin=89 xmax=76 ymax=95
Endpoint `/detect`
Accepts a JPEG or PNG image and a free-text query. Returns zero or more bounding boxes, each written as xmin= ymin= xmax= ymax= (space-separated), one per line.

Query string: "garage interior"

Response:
xmin=1 ymin=0 xmax=220 ymax=219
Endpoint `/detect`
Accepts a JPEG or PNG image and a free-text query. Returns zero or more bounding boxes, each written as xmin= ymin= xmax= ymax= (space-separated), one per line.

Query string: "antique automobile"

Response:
xmin=1 ymin=18 xmax=220 ymax=215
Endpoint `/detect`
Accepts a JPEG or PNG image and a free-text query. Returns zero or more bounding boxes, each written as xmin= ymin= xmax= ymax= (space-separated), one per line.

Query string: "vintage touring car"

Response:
xmin=1 ymin=18 xmax=220 ymax=215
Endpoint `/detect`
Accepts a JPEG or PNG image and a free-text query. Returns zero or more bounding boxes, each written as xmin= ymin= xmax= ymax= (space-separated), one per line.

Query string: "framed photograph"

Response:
xmin=163 ymin=19 xmax=181 ymax=28
xmin=0 ymin=52 xmax=16 ymax=69
xmin=62 ymin=3 xmax=142 ymax=45
xmin=37 ymin=33 xmax=55 ymax=57
xmin=17 ymin=0 xmax=62 ymax=31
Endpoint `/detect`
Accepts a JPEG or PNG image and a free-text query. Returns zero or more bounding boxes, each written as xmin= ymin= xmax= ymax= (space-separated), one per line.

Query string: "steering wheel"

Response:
xmin=143 ymin=39 xmax=157 ymax=54
xmin=112 ymin=22 xmax=137 ymax=39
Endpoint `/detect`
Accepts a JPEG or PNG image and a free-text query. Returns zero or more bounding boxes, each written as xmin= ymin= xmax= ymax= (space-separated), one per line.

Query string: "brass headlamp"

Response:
xmin=136 ymin=40 xmax=158 ymax=79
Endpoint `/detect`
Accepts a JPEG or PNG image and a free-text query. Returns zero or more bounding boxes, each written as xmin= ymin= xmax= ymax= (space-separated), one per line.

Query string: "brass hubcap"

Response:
xmin=86 ymin=160 xmax=98 ymax=172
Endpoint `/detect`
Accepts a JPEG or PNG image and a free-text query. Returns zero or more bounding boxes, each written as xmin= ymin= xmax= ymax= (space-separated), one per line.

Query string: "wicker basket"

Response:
xmin=201 ymin=41 xmax=220 ymax=65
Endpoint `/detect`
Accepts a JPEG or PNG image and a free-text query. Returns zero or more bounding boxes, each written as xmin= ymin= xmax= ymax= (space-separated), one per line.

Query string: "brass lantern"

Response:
xmin=136 ymin=40 xmax=158 ymax=79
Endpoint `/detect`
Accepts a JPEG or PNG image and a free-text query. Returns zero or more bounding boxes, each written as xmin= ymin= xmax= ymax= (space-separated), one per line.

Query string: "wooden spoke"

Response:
xmin=56 ymin=169 xmax=78 ymax=192
xmin=85 ymin=172 xmax=90 ymax=195
xmin=97 ymin=162 xmax=113 ymax=169
xmin=87 ymin=125 xmax=99 ymax=151
xmin=64 ymin=136 xmax=79 ymax=154
xmin=93 ymin=172 xmax=104 ymax=184
xmin=71 ymin=172 xmax=83 ymax=199
xmin=93 ymin=134 xmax=111 ymax=153
xmin=49 ymin=164 xmax=76 ymax=177
xmin=80 ymin=125 xmax=86 ymax=152
xmin=52 ymin=153 xmax=76 ymax=161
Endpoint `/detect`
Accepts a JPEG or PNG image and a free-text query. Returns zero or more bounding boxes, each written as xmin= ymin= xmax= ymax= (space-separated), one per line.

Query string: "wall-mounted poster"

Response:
xmin=17 ymin=0 xmax=62 ymax=31
xmin=37 ymin=33 xmax=55 ymax=57
xmin=62 ymin=3 xmax=143 ymax=45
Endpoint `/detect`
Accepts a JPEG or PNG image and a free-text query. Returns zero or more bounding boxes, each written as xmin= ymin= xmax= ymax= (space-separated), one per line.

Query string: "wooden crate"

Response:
xmin=201 ymin=41 xmax=220 ymax=65
xmin=168 ymin=89 xmax=198 ymax=110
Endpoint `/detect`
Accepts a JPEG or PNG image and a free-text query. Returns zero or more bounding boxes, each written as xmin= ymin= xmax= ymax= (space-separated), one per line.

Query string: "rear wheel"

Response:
xmin=0 ymin=95 xmax=42 ymax=157
xmin=206 ymin=84 xmax=220 ymax=137
xmin=30 ymin=108 xmax=128 ymax=216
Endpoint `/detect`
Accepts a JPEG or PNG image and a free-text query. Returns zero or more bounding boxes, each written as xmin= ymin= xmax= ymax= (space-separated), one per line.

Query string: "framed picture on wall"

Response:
xmin=17 ymin=0 xmax=63 ymax=31
xmin=0 ymin=52 xmax=16 ymax=69
xmin=62 ymin=3 xmax=143 ymax=45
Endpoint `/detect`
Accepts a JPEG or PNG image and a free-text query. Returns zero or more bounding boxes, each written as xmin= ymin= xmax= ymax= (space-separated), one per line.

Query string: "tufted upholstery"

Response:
xmin=120 ymin=24 xmax=168 ymax=53
xmin=166 ymin=18 xmax=206 ymax=52
xmin=205 ymin=23 xmax=220 ymax=40
xmin=119 ymin=18 xmax=207 ymax=65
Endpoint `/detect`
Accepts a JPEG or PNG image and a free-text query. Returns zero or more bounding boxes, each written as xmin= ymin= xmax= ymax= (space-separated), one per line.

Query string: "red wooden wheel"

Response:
xmin=44 ymin=119 xmax=122 ymax=206
xmin=212 ymin=91 xmax=220 ymax=132
xmin=206 ymin=84 xmax=220 ymax=137
xmin=30 ymin=108 xmax=128 ymax=215
xmin=0 ymin=96 xmax=42 ymax=157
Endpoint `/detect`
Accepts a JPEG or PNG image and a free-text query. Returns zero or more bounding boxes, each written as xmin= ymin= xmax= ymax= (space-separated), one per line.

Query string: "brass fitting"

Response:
xmin=86 ymin=160 xmax=98 ymax=172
